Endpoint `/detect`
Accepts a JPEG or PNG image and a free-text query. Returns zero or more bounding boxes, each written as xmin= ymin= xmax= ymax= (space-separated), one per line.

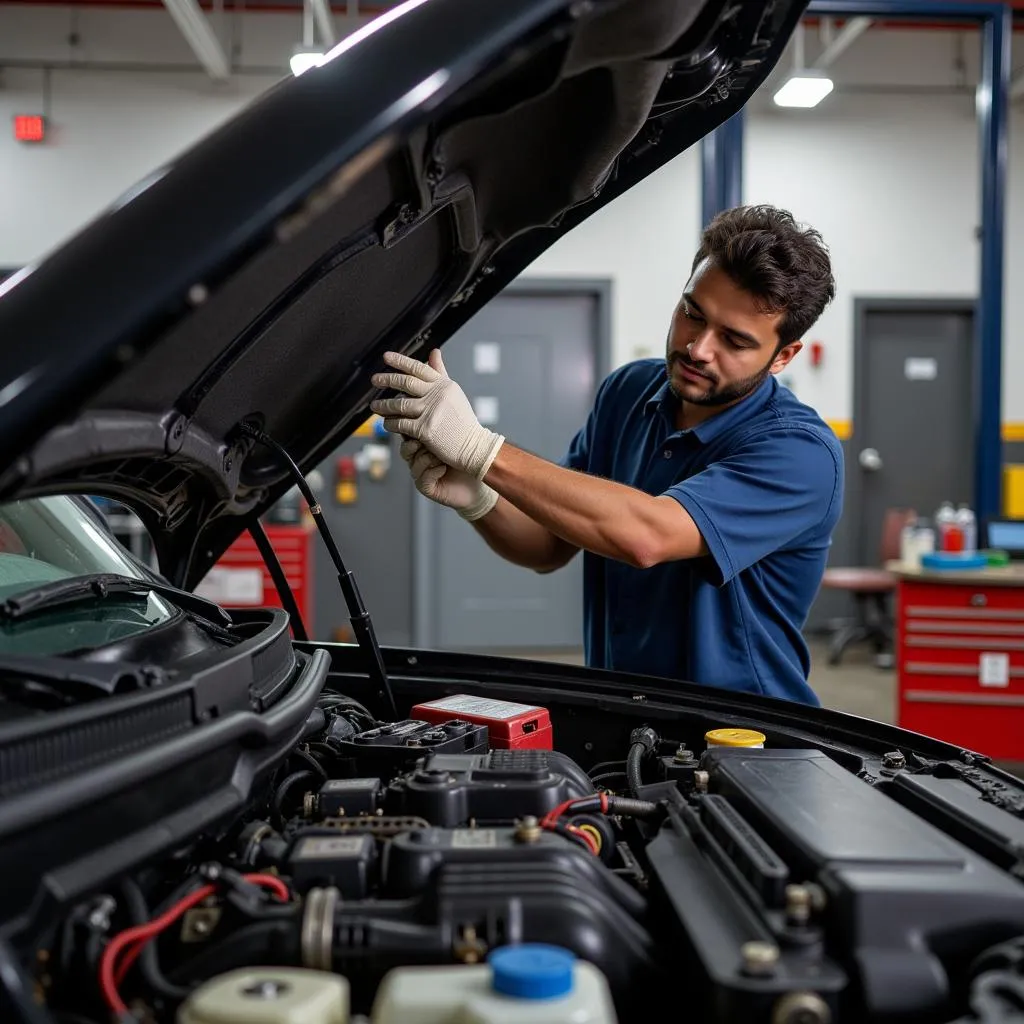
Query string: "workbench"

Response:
xmin=887 ymin=561 xmax=1024 ymax=760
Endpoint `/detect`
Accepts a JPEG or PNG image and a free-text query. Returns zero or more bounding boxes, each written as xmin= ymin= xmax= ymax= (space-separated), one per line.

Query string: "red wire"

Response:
xmin=101 ymin=873 xmax=291 ymax=1014
xmin=541 ymin=799 xmax=577 ymax=828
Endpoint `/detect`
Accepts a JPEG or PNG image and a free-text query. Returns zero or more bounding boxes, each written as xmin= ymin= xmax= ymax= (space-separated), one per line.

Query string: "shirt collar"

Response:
xmin=645 ymin=374 xmax=777 ymax=443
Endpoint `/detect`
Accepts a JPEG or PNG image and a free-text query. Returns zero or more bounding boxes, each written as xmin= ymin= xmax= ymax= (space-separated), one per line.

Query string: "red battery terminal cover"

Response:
xmin=409 ymin=695 xmax=553 ymax=750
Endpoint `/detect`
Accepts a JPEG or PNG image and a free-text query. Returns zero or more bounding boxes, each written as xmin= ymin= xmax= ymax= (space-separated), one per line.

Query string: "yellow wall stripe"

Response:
xmin=825 ymin=419 xmax=852 ymax=440
xmin=825 ymin=421 xmax=1024 ymax=443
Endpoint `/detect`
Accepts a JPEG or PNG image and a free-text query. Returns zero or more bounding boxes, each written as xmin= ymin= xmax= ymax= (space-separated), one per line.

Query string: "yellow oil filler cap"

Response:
xmin=705 ymin=728 xmax=766 ymax=749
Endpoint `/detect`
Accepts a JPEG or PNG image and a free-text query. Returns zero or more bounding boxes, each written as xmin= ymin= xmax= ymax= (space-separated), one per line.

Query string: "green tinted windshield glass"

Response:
xmin=0 ymin=496 xmax=176 ymax=654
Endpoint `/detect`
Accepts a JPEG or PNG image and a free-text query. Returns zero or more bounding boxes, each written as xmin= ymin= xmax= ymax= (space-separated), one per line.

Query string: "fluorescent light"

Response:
xmin=290 ymin=48 xmax=325 ymax=76
xmin=773 ymin=72 xmax=834 ymax=108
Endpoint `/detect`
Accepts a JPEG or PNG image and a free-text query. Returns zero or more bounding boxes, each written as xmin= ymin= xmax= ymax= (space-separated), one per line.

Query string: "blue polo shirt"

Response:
xmin=561 ymin=359 xmax=843 ymax=706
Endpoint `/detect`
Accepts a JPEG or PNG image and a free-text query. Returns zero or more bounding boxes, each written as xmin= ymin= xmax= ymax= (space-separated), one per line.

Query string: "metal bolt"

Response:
xmin=786 ymin=884 xmax=812 ymax=926
xmin=453 ymin=924 xmax=487 ymax=964
xmin=804 ymin=882 xmax=828 ymax=913
xmin=515 ymin=815 xmax=542 ymax=844
xmin=674 ymin=745 xmax=694 ymax=763
xmin=187 ymin=283 xmax=208 ymax=306
xmin=881 ymin=751 xmax=906 ymax=771
xmin=694 ymin=770 xmax=710 ymax=794
xmin=87 ymin=896 xmax=116 ymax=930
xmin=241 ymin=979 xmax=291 ymax=1000
xmin=772 ymin=991 xmax=832 ymax=1024
xmin=741 ymin=941 xmax=779 ymax=976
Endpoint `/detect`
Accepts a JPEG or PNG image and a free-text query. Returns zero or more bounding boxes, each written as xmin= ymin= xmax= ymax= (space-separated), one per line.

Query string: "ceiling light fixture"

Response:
xmin=290 ymin=47 xmax=325 ymax=76
xmin=773 ymin=71 xmax=834 ymax=108
xmin=290 ymin=0 xmax=326 ymax=76
xmin=772 ymin=21 xmax=834 ymax=109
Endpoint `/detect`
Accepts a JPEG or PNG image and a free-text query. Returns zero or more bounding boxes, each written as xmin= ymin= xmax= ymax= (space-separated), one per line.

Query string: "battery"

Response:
xmin=409 ymin=694 xmax=553 ymax=750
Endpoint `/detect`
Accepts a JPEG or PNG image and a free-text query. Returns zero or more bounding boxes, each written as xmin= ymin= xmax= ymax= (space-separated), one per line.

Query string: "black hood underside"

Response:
xmin=0 ymin=0 xmax=805 ymax=588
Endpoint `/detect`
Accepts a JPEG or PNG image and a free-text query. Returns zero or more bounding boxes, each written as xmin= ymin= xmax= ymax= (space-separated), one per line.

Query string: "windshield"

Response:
xmin=0 ymin=495 xmax=176 ymax=655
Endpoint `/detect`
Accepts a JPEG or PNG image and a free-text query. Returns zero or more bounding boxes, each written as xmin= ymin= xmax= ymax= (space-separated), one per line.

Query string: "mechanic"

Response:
xmin=371 ymin=205 xmax=843 ymax=706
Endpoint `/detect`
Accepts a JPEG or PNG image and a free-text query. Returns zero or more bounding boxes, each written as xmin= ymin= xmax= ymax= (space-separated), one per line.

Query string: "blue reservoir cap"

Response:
xmin=489 ymin=944 xmax=575 ymax=1000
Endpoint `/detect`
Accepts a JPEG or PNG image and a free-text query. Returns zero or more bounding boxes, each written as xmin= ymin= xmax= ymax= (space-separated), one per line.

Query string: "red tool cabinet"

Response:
xmin=196 ymin=523 xmax=315 ymax=630
xmin=894 ymin=568 xmax=1024 ymax=760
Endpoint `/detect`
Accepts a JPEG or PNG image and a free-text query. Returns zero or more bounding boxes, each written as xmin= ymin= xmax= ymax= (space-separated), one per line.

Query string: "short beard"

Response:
xmin=666 ymin=351 xmax=776 ymax=407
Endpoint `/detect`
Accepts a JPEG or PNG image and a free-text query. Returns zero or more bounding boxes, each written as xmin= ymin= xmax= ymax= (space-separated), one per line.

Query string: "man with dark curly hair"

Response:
xmin=372 ymin=205 xmax=843 ymax=706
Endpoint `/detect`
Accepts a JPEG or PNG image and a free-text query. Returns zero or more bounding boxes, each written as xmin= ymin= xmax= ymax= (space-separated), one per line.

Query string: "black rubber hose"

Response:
xmin=272 ymin=769 xmax=319 ymax=827
xmin=626 ymin=726 xmax=659 ymax=798
xmin=289 ymin=746 xmax=328 ymax=780
xmin=625 ymin=743 xmax=644 ymax=797
xmin=118 ymin=879 xmax=192 ymax=1003
xmin=607 ymin=796 xmax=660 ymax=818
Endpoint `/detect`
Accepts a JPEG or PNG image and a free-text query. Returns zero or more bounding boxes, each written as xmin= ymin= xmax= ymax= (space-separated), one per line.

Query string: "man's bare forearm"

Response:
xmin=470 ymin=495 xmax=578 ymax=573
xmin=484 ymin=443 xmax=706 ymax=569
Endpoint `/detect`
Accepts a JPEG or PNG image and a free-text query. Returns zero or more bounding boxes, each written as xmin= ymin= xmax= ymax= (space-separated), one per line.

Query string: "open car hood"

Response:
xmin=0 ymin=0 xmax=804 ymax=588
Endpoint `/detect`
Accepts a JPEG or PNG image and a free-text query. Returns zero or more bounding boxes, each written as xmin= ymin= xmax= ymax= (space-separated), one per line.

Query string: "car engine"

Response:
xmin=26 ymin=686 xmax=1024 ymax=1024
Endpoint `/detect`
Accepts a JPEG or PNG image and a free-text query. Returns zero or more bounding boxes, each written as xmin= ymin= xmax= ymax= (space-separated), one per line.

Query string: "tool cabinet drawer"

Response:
xmin=899 ymin=581 xmax=1024 ymax=616
xmin=896 ymin=578 xmax=1024 ymax=759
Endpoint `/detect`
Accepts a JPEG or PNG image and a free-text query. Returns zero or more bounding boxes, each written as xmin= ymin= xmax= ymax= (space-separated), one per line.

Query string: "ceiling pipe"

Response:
xmin=812 ymin=15 xmax=872 ymax=69
xmin=161 ymin=0 xmax=230 ymax=79
xmin=309 ymin=0 xmax=336 ymax=45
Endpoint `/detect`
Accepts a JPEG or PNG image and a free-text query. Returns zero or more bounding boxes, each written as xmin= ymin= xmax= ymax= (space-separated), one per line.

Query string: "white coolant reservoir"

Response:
xmin=371 ymin=944 xmax=618 ymax=1024
xmin=177 ymin=967 xmax=349 ymax=1024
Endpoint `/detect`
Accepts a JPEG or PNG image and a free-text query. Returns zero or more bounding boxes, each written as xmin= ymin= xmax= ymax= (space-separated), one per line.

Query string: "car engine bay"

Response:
xmin=12 ymin=659 xmax=1024 ymax=1024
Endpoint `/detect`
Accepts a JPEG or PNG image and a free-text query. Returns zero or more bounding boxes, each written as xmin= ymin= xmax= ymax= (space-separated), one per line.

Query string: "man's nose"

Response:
xmin=688 ymin=329 xmax=715 ymax=363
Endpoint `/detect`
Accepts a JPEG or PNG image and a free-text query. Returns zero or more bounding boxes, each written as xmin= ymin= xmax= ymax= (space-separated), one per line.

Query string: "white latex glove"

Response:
xmin=370 ymin=349 xmax=504 ymax=480
xmin=400 ymin=438 xmax=498 ymax=522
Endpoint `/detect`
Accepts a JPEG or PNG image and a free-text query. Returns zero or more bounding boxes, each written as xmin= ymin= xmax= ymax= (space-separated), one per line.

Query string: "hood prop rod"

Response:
xmin=237 ymin=423 xmax=398 ymax=719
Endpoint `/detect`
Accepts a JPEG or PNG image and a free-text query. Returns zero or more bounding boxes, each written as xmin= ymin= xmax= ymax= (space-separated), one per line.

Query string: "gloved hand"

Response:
xmin=370 ymin=349 xmax=504 ymax=480
xmin=400 ymin=438 xmax=499 ymax=522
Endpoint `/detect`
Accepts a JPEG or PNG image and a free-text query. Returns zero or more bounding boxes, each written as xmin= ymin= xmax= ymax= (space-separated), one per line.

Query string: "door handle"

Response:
xmin=858 ymin=447 xmax=883 ymax=471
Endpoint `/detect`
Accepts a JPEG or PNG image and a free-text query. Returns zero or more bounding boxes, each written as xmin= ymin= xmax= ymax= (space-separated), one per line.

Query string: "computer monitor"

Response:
xmin=983 ymin=519 xmax=1024 ymax=559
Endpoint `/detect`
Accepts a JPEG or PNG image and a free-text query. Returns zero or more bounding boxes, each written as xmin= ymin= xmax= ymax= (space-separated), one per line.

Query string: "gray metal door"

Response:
xmin=420 ymin=288 xmax=602 ymax=650
xmin=854 ymin=302 xmax=974 ymax=564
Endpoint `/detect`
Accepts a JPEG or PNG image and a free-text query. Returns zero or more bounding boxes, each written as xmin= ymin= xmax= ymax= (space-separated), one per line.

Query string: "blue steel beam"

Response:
xmin=810 ymin=1 xmax=1009 ymax=522
xmin=700 ymin=108 xmax=744 ymax=226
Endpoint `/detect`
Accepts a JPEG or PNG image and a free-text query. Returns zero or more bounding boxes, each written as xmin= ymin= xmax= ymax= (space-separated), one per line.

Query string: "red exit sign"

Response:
xmin=13 ymin=115 xmax=46 ymax=143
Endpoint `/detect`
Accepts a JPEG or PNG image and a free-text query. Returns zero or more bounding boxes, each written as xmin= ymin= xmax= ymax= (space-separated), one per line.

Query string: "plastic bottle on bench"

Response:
xmin=935 ymin=501 xmax=962 ymax=552
xmin=914 ymin=517 xmax=935 ymax=564
xmin=900 ymin=513 xmax=920 ymax=566
xmin=956 ymin=503 xmax=977 ymax=554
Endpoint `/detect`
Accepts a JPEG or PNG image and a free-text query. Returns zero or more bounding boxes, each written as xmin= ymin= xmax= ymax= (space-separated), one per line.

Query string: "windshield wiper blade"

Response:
xmin=0 ymin=573 xmax=233 ymax=626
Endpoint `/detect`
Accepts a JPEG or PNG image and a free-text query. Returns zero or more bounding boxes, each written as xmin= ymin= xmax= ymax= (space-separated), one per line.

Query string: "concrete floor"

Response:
xmin=486 ymin=637 xmax=896 ymax=721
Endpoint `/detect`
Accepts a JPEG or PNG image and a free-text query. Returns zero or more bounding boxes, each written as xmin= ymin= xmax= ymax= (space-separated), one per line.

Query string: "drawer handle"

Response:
xmin=971 ymin=594 xmax=988 ymax=607
xmin=904 ymin=690 xmax=1024 ymax=707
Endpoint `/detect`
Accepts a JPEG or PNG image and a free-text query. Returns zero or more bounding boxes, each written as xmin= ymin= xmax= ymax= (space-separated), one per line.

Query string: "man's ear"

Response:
xmin=770 ymin=339 xmax=803 ymax=375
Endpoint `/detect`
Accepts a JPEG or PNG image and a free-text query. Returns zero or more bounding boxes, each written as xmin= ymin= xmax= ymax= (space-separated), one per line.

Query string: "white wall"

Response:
xmin=526 ymin=150 xmax=700 ymax=369
xmin=1 ymin=9 xmax=1021 ymax=422
xmin=0 ymin=66 xmax=279 ymax=263
xmin=745 ymin=92 xmax=982 ymax=421
xmin=746 ymin=26 xmax=1023 ymax=425
xmin=0 ymin=4 xmax=367 ymax=263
